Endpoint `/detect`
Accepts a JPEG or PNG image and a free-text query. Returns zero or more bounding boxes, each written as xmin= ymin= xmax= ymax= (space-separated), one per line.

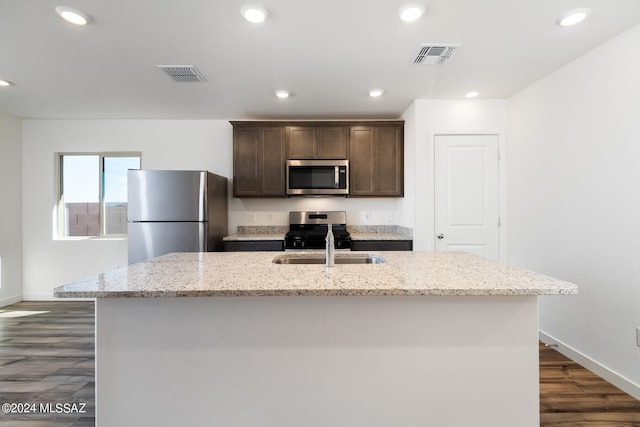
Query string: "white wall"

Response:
xmin=398 ymin=103 xmax=417 ymax=230
xmin=508 ymin=24 xmax=640 ymax=396
xmin=21 ymin=120 xmax=233 ymax=300
xmin=0 ymin=113 xmax=23 ymax=306
xmin=407 ymin=99 xmax=508 ymax=251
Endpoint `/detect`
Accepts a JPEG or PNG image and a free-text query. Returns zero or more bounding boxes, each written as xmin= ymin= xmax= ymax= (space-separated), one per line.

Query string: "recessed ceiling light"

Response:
xmin=0 ymin=80 xmax=14 ymax=87
xmin=557 ymin=8 xmax=590 ymax=27
xmin=399 ymin=4 xmax=426 ymax=22
xmin=55 ymin=6 xmax=91 ymax=25
xmin=369 ymin=89 xmax=384 ymax=98
xmin=275 ymin=90 xmax=290 ymax=99
xmin=465 ymin=91 xmax=479 ymax=98
xmin=241 ymin=5 xmax=268 ymax=23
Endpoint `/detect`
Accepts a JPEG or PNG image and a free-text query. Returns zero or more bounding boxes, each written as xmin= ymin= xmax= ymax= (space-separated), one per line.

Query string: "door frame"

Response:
xmin=431 ymin=130 xmax=508 ymax=263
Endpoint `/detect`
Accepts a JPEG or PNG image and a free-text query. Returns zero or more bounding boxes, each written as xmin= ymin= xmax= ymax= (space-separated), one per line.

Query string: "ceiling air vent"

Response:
xmin=157 ymin=65 xmax=207 ymax=82
xmin=411 ymin=44 xmax=460 ymax=65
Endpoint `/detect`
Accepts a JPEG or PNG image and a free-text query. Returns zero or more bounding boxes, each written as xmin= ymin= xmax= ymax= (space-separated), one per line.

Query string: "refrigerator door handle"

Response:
xmin=199 ymin=172 xmax=206 ymax=221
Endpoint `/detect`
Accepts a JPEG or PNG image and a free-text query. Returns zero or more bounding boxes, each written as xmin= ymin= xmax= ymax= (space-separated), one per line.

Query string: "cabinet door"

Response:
xmin=233 ymin=126 xmax=286 ymax=197
xmin=349 ymin=125 xmax=403 ymax=197
xmin=224 ymin=240 xmax=284 ymax=252
xmin=349 ymin=127 xmax=375 ymax=195
xmin=317 ymin=127 xmax=348 ymax=159
xmin=233 ymin=127 xmax=261 ymax=196
xmin=375 ymin=127 xmax=403 ymax=196
xmin=350 ymin=240 xmax=413 ymax=251
xmin=260 ymin=128 xmax=286 ymax=196
xmin=288 ymin=127 xmax=316 ymax=159
xmin=288 ymin=126 xmax=348 ymax=159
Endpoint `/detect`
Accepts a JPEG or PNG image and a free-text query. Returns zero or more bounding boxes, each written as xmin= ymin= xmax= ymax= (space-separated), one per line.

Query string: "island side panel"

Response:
xmin=96 ymin=296 xmax=539 ymax=427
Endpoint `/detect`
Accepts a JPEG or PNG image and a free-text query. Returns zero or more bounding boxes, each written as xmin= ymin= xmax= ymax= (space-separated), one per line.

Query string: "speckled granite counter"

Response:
xmin=223 ymin=225 xmax=286 ymax=241
xmin=349 ymin=232 xmax=410 ymax=241
xmin=223 ymin=233 xmax=285 ymax=241
xmin=222 ymin=225 xmax=413 ymax=242
xmin=348 ymin=225 xmax=413 ymax=241
xmin=223 ymin=232 xmax=409 ymax=241
xmin=53 ymin=251 xmax=577 ymax=298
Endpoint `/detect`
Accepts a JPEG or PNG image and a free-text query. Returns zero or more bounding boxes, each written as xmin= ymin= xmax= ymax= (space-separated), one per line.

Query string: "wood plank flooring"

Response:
xmin=0 ymin=301 xmax=94 ymax=427
xmin=540 ymin=343 xmax=640 ymax=426
xmin=1 ymin=301 xmax=639 ymax=426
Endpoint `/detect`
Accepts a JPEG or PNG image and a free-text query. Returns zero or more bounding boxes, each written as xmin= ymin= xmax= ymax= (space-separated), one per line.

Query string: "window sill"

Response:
xmin=54 ymin=235 xmax=128 ymax=241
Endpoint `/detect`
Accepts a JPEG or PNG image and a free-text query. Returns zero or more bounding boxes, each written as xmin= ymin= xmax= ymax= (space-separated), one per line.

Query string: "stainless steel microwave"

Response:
xmin=286 ymin=159 xmax=349 ymax=196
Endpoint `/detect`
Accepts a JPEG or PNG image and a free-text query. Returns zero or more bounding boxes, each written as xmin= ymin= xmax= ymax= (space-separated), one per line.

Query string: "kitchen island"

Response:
xmin=54 ymin=251 xmax=577 ymax=427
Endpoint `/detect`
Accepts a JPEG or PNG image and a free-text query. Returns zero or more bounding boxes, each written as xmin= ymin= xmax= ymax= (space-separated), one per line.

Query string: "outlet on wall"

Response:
xmin=245 ymin=213 xmax=255 ymax=224
xmin=364 ymin=212 xmax=371 ymax=223
xmin=266 ymin=212 xmax=274 ymax=224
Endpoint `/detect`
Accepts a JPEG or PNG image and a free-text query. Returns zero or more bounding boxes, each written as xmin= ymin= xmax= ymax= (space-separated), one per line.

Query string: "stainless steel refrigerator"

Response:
xmin=127 ymin=170 xmax=228 ymax=264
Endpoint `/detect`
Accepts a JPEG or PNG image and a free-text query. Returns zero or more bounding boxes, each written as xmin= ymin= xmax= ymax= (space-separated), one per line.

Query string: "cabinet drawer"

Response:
xmin=224 ymin=240 xmax=284 ymax=252
xmin=350 ymin=240 xmax=413 ymax=251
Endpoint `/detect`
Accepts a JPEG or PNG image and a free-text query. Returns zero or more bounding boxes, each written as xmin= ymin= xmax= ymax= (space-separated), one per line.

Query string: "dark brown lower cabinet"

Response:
xmin=223 ymin=241 xmax=284 ymax=252
xmin=224 ymin=240 xmax=412 ymax=252
xmin=350 ymin=240 xmax=413 ymax=251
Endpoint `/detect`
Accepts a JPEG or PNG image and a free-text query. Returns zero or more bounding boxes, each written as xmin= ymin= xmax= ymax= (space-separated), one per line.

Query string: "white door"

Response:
xmin=434 ymin=134 xmax=500 ymax=260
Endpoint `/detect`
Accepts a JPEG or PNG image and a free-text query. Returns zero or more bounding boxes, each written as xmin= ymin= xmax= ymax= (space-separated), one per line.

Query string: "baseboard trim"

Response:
xmin=540 ymin=330 xmax=640 ymax=400
xmin=0 ymin=293 xmax=22 ymax=308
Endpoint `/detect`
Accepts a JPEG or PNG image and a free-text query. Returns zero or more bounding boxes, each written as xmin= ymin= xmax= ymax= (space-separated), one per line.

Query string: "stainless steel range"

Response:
xmin=285 ymin=211 xmax=351 ymax=250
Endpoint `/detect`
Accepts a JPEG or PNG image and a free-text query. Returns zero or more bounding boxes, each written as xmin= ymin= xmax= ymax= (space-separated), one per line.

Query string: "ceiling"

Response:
xmin=1 ymin=0 xmax=640 ymax=120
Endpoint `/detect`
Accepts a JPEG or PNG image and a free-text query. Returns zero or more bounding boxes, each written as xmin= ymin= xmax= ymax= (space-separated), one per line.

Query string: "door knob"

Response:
xmin=437 ymin=234 xmax=445 ymax=239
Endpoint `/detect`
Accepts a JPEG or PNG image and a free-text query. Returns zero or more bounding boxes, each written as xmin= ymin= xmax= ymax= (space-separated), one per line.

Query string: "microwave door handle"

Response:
xmin=334 ymin=166 xmax=339 ymax=188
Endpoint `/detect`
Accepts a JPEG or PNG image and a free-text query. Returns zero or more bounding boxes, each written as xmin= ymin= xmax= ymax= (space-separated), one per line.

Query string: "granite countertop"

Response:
xmin=348 ymin=225 xmax=413 ymax=241
xmin=223 ymin=226 xmax=286 ymax=241
xmin=223 ymin=234 xmax=285 ymax=241
xmin=53 ymin=251 xmax=578 ymax=298
xmin=223 ymin=225 xmax=413 ymax=242
xmin=222 ymin=232 xmax=409 ymax=241
xmin=349 ymin=232 xmax=410 ymax=241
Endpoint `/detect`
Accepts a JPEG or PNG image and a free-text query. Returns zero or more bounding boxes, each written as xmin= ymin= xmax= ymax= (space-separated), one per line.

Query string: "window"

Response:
xmin=58 ymin=153 xmax=141 ymax=237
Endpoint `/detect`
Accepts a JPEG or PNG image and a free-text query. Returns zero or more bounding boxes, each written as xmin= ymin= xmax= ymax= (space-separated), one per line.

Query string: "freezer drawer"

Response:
xmin=128 ymin=222 xmax=208 ymax=264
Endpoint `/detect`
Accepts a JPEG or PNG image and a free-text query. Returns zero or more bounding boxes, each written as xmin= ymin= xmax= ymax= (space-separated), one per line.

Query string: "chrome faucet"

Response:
xmin=325 ymin=223 xmax=335 ymax=267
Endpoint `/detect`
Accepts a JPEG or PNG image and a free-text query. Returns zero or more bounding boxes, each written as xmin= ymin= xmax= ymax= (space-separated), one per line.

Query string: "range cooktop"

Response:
xmin=285 ymin=211 xmax=351 ymax=250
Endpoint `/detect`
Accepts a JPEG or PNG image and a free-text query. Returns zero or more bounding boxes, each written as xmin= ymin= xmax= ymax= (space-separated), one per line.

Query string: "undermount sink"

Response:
xmin=272 ymin=253 xmax=386 ymax=265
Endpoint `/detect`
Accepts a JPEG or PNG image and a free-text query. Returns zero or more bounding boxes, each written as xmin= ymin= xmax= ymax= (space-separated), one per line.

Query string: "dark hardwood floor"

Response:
xmin=1 ymin=301 xmax=639 ymax=426
xmin=540 ymin=343 xmax=640 ymax=426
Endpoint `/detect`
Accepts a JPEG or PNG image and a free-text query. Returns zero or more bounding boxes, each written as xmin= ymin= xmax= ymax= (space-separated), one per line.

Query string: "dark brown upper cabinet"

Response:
xmin=232 ymin=124 xmax=286 ymax=197
xmin=349 ymin=125 xmax=404 ymax=197
xmin=287 ymin=126 xmax=348 ymax=159
xmin=231 ymin=121 xmax=403 ymax=198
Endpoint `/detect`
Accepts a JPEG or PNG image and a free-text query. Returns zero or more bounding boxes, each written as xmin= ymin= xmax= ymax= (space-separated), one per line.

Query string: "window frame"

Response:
xmin=55 ymin=151 xmax=142 ymax=240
